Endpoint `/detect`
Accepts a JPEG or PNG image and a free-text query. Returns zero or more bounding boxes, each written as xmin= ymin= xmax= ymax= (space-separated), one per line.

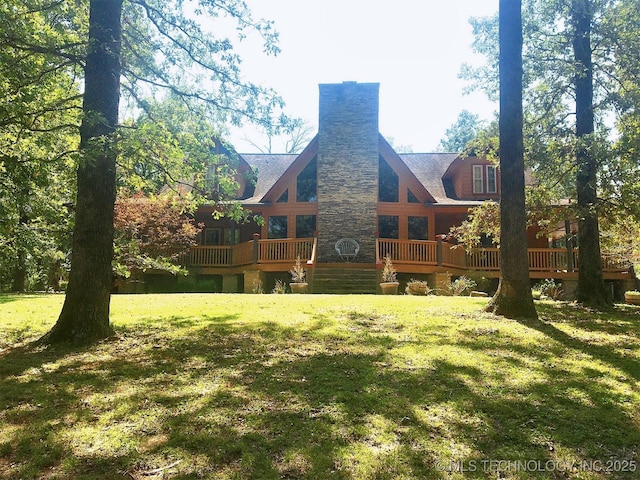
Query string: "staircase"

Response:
xmin=311 ymin=266 xmax=378 ymax=294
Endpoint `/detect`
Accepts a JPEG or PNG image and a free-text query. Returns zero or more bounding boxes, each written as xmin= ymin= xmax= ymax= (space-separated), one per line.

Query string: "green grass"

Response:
xmin=1 ymin=293 xmax=639 ymax=479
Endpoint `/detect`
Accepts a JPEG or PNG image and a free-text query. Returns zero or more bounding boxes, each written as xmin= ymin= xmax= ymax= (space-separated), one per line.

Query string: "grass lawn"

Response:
xmin=1 ymin=293 xmax=639 ymax=479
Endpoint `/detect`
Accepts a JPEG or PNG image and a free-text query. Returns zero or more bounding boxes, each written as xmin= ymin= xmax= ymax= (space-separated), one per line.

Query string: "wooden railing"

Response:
xmin=182 ymin=238 xmax=315 ymax=267
xmin=188 ymin=246 xmax=232 ymax=266
xmin=465 ymin=249 xmax=500 ymax=270
xmin=441 ymin=243 xmax=466 ymax=268
xmin=377 ymin=239 xmax=438 ymax=264
xmin=182 ymin=238 xmax=632 ymax=275
xmin=376 ymin=240 xmax=632 ymax=275
xmin=258 ymin=238 xmax=315 ymax=264
xmin=232 ymin=242 xmax=254 ymax=267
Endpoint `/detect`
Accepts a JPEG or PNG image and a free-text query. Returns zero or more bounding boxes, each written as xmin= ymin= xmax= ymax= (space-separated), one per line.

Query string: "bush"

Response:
xmin=448 ymin=276 xmax=477 ymax=296
xmin=535 ymin=279 xmax=564 ymax=300
xmin=272 ymin=279 xmax=287 ymax=294
xmin=405 ymin=279 xmax=432 ymax=296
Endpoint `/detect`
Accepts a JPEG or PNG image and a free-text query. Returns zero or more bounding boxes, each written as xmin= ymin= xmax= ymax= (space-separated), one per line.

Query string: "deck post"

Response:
xmin=565 ymin=220 xmax=574 ymax=272
xmin=436 ymin=238 xmax=443 ymax=266
xmin=252 ymin=233 xmax=260 ymax=264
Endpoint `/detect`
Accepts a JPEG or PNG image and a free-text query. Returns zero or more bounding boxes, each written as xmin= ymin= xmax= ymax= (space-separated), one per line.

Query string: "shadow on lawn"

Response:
xmin=1 ymin=306 xmax=639 ymax=479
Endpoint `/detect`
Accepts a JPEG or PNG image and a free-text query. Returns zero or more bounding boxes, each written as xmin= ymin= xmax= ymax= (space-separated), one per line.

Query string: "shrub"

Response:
xmin=448 ymin=276 xmax=477 ymax=296
xmin=252 ymin=278 xmax=264 ymax=294
xmin=535 ymin=279 xmax=564 ymax=300
xmin=405 ymin=279 xmax=432 ymax=296
xmin=272 ymin=279 xmax=287 ymax=294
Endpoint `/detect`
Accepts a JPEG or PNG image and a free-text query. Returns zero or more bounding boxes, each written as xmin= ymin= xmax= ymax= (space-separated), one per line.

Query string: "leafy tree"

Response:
xmin=38 ymin=0 xmax=288 ymax=343
xmin=43 ymin=0 xmax=124 ymax=343
xmin=486 ymin=0 xmax=537 ymax=319
xmin=571 ymin=0 xmax=612 ymax=307
xmin=450 ymin=201 xmax=501 ymax=248
xmin=113 ymin=191 xmax=201 ymax=278
xmin=0 ymin=1 xmax=82 ymax=292
xmin=464 ymin=0 xmax=640 ymax=308
xmin=438 ymin=110 xmax=484 ymax=153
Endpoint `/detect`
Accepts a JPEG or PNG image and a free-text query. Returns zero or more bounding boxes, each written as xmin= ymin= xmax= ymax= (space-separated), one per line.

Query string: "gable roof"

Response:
xmin=238 ymin=147 xmax=490 ymax=206
xmin=239 ymin=153 xmax=297 ymax=204
xmin=399 ymin=153 xmax=493 ymax=205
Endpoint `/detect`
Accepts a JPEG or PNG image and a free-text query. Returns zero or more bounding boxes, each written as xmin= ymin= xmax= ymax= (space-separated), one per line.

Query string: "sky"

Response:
xmin=228 ymin=0 xmax=499 ymax=153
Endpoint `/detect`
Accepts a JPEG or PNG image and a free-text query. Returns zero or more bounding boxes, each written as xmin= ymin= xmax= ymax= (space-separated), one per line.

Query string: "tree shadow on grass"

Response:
xmin=1 ymin=307 xmax=639 ymax=479
xmin=528 ymin=303 xmax=640 ymax=382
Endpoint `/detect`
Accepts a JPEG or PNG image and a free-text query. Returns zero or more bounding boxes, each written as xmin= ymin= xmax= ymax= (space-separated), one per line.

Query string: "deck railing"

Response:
xmin=377 ymin=239 xmax=438 ymax=265
xmin=376 ymin=240 xmax=632 ymax=275
xmin=182 ymin=237 xmax=315 ymax=267
xmin=182 ymin=238 xmax=631 ymax=275
xmin=188 ymin=246 xmax=232 ymax=266
xmin=258 ymin=238 xmax=315 ymax=263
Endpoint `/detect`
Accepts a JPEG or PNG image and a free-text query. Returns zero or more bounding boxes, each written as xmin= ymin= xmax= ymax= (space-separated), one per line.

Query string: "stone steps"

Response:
xmin=311 ymin=267 xmax=378 ymax=294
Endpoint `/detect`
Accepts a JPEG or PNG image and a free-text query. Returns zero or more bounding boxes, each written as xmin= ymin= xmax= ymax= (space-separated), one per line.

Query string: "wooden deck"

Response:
xmin=180 ymin=237 xmax=634 ymax=281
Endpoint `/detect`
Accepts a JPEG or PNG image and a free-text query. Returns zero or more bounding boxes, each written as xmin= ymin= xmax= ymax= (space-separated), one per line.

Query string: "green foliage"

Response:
xmin=0 ymin=1 xmax=82 ymax=292
xmin=271 ymin=278 xmax=287 ymax=294
xmin=463 ymin=0 xmax=640 ymax=223
xmin=534 ymin=278 xmax=564 ymax=300
xmin=450 ymin=201 xmax=500 ymax=248
xmin=448 ymin=276 xmax=477 ymax=296
xmin=437 ymin=110 xmax=485 ymax=153
xmin=1 ymin=0 xmax=296 ymax=294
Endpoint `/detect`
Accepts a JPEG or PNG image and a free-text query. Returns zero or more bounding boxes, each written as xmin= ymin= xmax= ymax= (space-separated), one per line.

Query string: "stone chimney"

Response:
xmin=316 ymin=82 xmax=380 ymax=263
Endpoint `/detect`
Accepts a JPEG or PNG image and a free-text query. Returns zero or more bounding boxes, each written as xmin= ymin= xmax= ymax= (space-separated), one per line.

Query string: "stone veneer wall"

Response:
xmin=316 ymin=82 xmax=380 ymax=263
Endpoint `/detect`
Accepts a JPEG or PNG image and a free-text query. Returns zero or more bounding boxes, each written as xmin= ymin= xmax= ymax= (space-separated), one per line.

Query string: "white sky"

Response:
xmin=228 ymin=0 xmax=499 ymax=153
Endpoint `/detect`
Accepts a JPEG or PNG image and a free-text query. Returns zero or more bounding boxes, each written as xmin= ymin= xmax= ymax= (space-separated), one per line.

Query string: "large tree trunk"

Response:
xmin=486 ymin=0 xmax=537 ymax=319
xmin=11 ymin=256 xmax=27 ymax=293
xmin=43 ymin=0 xmax=123 ymax=343
xmin=572 ymin=0 xmax=612 ymax=308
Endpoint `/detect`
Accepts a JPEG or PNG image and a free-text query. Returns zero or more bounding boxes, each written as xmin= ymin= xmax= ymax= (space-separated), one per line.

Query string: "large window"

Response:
xmin=408 ymin=216 xmax=428 ymax=240
xmin=379 ymin=156 xmax=399 ymax=202
xmin=473 ymin=165 xmax=484 ymax=194
xmin=296 ymin=215 xmax=316 ymax=238
xmin=486 ymin=165 xmax=497 ymax=193
xmin=296 ymin=156 xmax=317 ymax=202
xmin=223 ymin=229 xmax=240 ymax=245
xmin=268 ymin=216 xmax=288 ymax=239
xmin=378 ymin=215 xmax=399 ymax=239
xmin=203 ymin=228 xmax=221 ymax=245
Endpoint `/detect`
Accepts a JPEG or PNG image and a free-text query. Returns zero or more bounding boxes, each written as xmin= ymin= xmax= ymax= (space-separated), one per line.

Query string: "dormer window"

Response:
xmin=473 ymin=165 xmax=484 ymax=194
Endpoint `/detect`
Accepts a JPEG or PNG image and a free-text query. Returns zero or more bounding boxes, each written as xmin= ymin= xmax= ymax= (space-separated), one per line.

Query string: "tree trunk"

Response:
xmin=11 ymin=258 xmax=27 ymax=293
xmin=486 ymin=0 xmax=537 ymax=319
xmin=11 ymin=197 xmax=30 ymax=293
xmin=43 ymin=0 xmax=123 ymax=343
xmin=572 ymin=0 xmax=612 ymax=309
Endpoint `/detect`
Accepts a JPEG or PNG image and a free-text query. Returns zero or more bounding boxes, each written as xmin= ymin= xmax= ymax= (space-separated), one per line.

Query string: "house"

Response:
xmin=151 ymin=81 xmax=636 ymax=295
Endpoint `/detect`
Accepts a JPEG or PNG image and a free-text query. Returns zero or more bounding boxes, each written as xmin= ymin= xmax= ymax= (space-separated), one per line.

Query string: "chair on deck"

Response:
xmin=335 ymin=238 xmax=359 ymax=262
